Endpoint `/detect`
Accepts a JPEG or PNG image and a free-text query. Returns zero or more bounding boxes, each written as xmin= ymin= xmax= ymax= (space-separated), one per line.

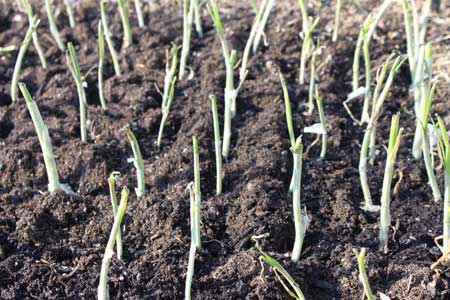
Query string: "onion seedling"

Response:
xmin=193 ymin=0 xmax=203 ymax=38
xmin=279 ymin=72 xmax=296 ymax=193
xmin=133 ymin=0 xmax=144 ymax=28
xmin=100 ymin=0 xmax=121 ymax=76
xmin=98 ymin=21 xmax=108 ymax=111
xmin=314 ymin=87 xmax=327 ymax=160
xmin=251 ymin=0 xmax=275 ymax=54
xmin=404 ymin=0 xmax=433 ymax=158
xmin=179 ymin=0 xmax=195 ymax=80
xmin=118 ymin=0 xmax=132 ymax=48
xmin=44 ymin=0 xmax=65 ymax=51
xmin=19 ymin=83 xmax=60 ymax=192
xmin=352 ymin=0 xmax=393 ymax=122
xmin=353 ymin=248 xmax=374 ymax=300
xmin=11 ymin=16 xmax=38 ymax=102
xmin=124 ymin=125 xmax=145 ymax=198
xmin=107 ymin=172 xmax=123 ymax=260
xmin=63 ymin=0 xmax=76 ymax=28
xmin=157 ymin=44 xmax=178 ymax=147
xmin=306 ymin=39 xmax=319 ymax=115
xmin=436 ymin=115 xmax=450 ymax=252
xmin=298 ymin=18 xmax=318 ymax=86
xmin=359 ymin=54 xmax=406 ymax=212
xmin=379 ymin=114 xmax=403 ymax=252
xmin=20 ymin=0 xmax=47 ymax=69
xmin=290 ymin=137 xmax=308 ymax=262
xmin=192 ymin=137 xmax=201 ymax=249
xmin=185 ymin=183 xmax=197 ymax=300
xmin=66 ymin=42 xmax=88 ymax=143
xmin=98 ymin=188 xmax=128 ymax=300
xmin=239 ymin=0 xmax=266 ymax=83
xmin=298 ymin=0 xmax=310 ymax=55
xmin=417 ymin=45 xmax=441 ymax=202
xmin=208 ymin=0 xmax=242 ymax=159
xmin=0 ymin=45 xmax=16 ymax=54
xmin=210 ymin=95 xmax=223 ymax=195
xmin=252 ymin=234 xmax=305 ymax=300
xmin=332 ymin=0 xmax=342 ymax=42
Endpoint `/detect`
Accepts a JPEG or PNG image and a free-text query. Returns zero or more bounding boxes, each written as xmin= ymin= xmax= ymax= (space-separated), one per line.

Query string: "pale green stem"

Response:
xmin=361 ymin=38 xmax=371 ymax=123
xmin=332 ymin=0 xmax=342 ymax=42
xmin=45 ymin=0 xmax=65 ymax=51
xmin=179 ymin=0 xmax=195 ymax=80
xmin=359 ymin=124 xmax=378 ymax=211
xmin=240 ymin=0 xmax=266 ymax=82
xmin=422 ymin=128 xmax=441 ymax=202
xmin=63 ymin=0 xmax=76 ymax=28
xmin=193 ymin=0 xmax=203 ymax=38
xmin=20 ymin=0 xmax=47 ymax=69
xmin=353 ymin=248 xmax=374 ymax=300
xmin=291 ymin=139 xmax=305 ymax=262
xmin=444 ymin=173 xmax=450 ymax=251
xmin=133 ymin=0 xmax=144 ymax=28
xmin=98 ymin=22 xmax=107 ymax=111
xmin=107 ymin=173 xmax=123 ymax=260
xmin=98 ymin=189 xmax=128 ymax=300
xmin=307 ymin=49 xmax=317 ymax=115
xmin=252 ymin=0 xmax=274 ymax=54
xmin=125 ymin=126 xmax=145 ymax=197
xmin=210 ymin=95 xmax=222 ymax=195
xmin=193 ymin=137 xmax=201 ymax=250
xmin=100 ymin=0 xmax=121 ymax=76
xmin=66 ymin=43 xmax=87 ymax=143
xmin=19 ymin=83 xmax=60 ymax=192
xmin=11 ymin=17 xmax=36 ymax=102
xmin=185 ymin=184 xmax=197 ymax=300
xmin=118 ymin=0 xmax=132 ymax=48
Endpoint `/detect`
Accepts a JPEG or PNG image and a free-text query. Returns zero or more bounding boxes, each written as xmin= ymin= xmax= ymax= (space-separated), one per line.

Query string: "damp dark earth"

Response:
xmin=1 ymin=1 xmax=450 ymax=299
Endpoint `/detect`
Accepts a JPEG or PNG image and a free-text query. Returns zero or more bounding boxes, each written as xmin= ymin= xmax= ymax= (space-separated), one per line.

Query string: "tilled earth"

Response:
xmin=0 ymin=1 xmax=450 ymax=299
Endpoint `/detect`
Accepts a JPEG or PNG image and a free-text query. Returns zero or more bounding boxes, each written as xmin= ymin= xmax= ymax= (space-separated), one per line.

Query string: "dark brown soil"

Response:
xmin=1 ymin=1 xmax=450 ymax=299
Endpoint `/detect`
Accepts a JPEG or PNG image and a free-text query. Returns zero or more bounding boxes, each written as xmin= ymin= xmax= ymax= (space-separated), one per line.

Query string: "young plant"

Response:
xmin=210 ymin=95 xmax=223 ymax=195
xmin=193 ymin=0 xmax=203 ymax=38
xmin=19 ymin=83 xmax=60 ymax=192
xmin=298 ymin=0 xmax=310 ymax=55
xmin=63 ymin=0 xmax=76 ymax=28
xmin=280 ymin=72 xmax=296 ymax=191
xmin=239 ymin=0 xmax=266 ymax=83
xmin=417 ymin=45 xmax=441 ymax=202
xmin=192 ymin=137 xmax=201 ymax=249
xmin=157 ymin=44 xmax=178 ymax=147
xmin=0 ymin=45 xmax=16 ymax=54
xmin=353 ymin=248 xmax=374 ymax=300
xmin=118 ymin=0 xmax=132 ymax=48
xmin=379 ymin=114 xmax=403 ymax=252
xmin=306 ymin=39 xmax=319 ymax=115
xmin=66 ymin=42 xmax=88 ymax=143
xmin=11 ymin=16 xmax=38 ymax=102
xmin=133 ymin=0 xmax=144 ymax=28
xmin=185 ymin=183 xmax=197 ymax=300
xmin=98 ymin=188 xmax=128 ymax=300
xmin=252 ymin=234 xmax=305 ymax=300
xmin=298 ymin=18 xmax=318 ymax=85
xmin=291 ymin=137 xmax=308 ymax=262
xmin=179 ymin=0 xmax=195 ymax=80
xmin=97 ymin=21 xmax=108 ymax=111
xmin=45 ymin=0 xmax=65 ymax=51
xmin=407 ymin=0 xmax=433 ymax=158
xmin=124 ymin=125 xmax=145 ymax=198
xmin=20 ymin=0 xmax=47 ymax=69
xmin=352 ymin=0 xmax=393 ymax=122
xmin=107 ymin=172 xmax=123 ymax=260
xmin=332 ymin=0 xmax=342 ymax=42
xmin=436 ymin=115 xmax=450 ymax=252
xmin=208 ymin=0 xmax=242 ymax=159
xmin=100 ymin=0 xmax=121 ymax=76
xmin=314 ymin=86 xmax=327 ymax=160
xmin=359 ymin=54 xmax=405 ymax=212
xmin=251 ymin=0 xmax=275 ymax=54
